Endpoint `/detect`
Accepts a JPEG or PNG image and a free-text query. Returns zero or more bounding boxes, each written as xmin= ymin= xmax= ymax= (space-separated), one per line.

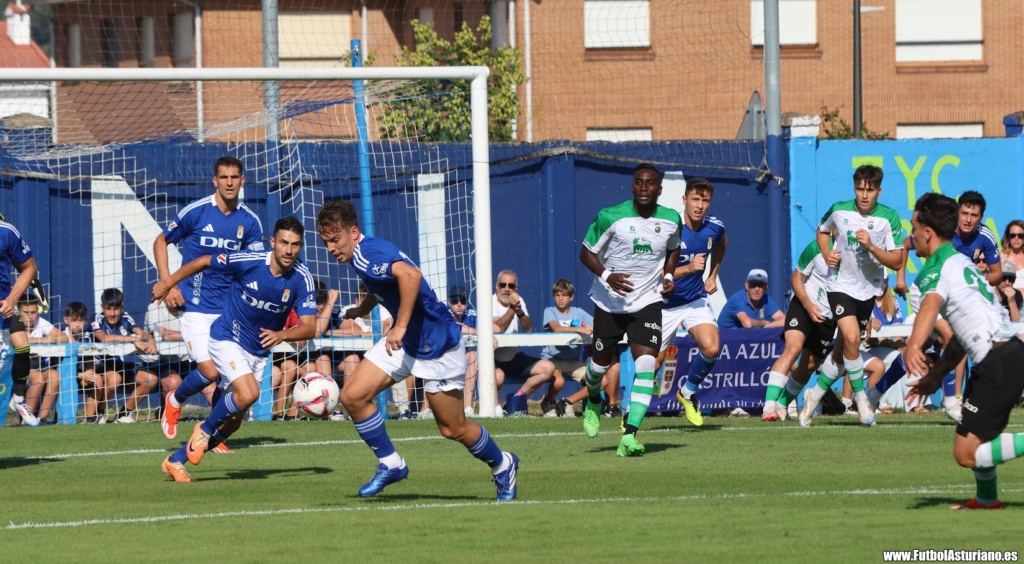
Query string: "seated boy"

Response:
xmin=90 ymin=288 xmax=158 ymax=424
xmin=63 ymin=301 xmax=106 ymax=423
xmin=18 ymin=294 xmax=65 ymax=423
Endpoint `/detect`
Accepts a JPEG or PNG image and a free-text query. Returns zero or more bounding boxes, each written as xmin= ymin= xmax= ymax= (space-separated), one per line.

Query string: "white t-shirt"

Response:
xmin=818 ymin=200 xmax=904 ymax=301
xmin=340 ymin=304 xmax=392 ymax=334
xmin=28 ymin=317 xmax=55 ymax=339
xmin=492 ymin=293 xmax=530 ymax=363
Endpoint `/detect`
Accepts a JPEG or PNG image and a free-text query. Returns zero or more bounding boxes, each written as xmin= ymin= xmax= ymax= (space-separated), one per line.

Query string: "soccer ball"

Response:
xmin=292 ymin=372 xmax=340 ymax=419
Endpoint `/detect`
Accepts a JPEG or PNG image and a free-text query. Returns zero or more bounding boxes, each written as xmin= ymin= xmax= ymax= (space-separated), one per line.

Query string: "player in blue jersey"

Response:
xmin=660 ymin=178 xmax=727 ymax=427
xmin=154 ymin=156 xmax=265 ymax=441
xmin=953 ymin=190 xmax=1000 ymax=287
xmin=0 ymin=216 xmax=40 ymax=426
xmin=153 ymin=217 xmax=316 ymax=482
xmin=316 ymin=199 xmax=519 ymax=501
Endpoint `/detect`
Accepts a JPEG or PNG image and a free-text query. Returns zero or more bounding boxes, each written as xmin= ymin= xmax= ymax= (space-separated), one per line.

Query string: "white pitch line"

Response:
xmin=6 ymin=484 xmax=1023 ymax=531
xmin=4 ymin=423 xmax=1022 ymax=462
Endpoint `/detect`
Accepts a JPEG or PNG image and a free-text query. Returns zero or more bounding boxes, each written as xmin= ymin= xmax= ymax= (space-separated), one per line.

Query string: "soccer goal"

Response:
xmin=0 ymin=66 xmax=504 ymax=423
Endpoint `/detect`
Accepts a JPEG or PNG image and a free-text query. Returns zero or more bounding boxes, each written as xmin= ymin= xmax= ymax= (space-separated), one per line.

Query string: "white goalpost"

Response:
xmin=0 ymin=66 xmax=509 ymax=421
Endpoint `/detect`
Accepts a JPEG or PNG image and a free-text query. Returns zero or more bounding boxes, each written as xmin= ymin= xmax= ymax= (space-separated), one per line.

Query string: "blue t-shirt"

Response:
xmin=208 ymin=251 xmax=317 ymax=357
xmin=540 ymin=306 xmax=594 ymax=361
xmin=0 ymin=220 xmax=32 ymax=299
xmin=453 ymin=308 xmax=477 ymax=329
xmin=665 ymin=216 xmax=726 ymax=308
xmin=717 ymin=289 xmax=780 ymax=329
xmin=91 ymin=313 xmax=139 ymax=358
xmin=350 ymin=236 xmax=461 ymax=360
xmin=163 ymin=195 xmax=265 ymax=314
xmin=952 ymin=225 xmax=999 ymax=266
xmin=871 ymin=299 xmax=904 ymax=326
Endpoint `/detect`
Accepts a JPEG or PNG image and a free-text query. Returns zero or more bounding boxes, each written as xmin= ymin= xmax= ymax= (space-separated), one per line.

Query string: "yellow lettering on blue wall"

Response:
xmin=895 ymin=156 xmax=926 ymax=210
xmin=931 ymin=155 xmax=959 ymax=195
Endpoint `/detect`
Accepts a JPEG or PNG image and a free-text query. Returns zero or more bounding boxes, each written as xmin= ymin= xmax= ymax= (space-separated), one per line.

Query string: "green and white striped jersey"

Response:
xmin=818 ymin=200 xmax=904 ymax=301
xmin=795 ymin=240 xmax=831 ymax=319
xmin=584 ymin=200 xmax=682 ymax=314
xmin=916 ymin=243 xmax=1016 ymax=364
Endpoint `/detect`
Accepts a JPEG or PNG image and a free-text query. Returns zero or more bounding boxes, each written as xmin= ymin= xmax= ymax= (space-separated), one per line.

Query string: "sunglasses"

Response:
xmin=498 ymin=282 xmax=517 ymax=290
xmin=1008 ymin=233 xmax=1024 ymax=240
xmin=450 ymin=297 xmax=467 ymax=305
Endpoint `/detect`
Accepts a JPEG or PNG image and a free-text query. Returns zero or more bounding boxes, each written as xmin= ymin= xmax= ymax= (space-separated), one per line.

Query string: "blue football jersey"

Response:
xmin=0 ymin=220 xmax=32 ymax=302
xmin=163 ymin=196 xmax=265 ymax=314
xmin=350 ymin=236 xmax=461 ymax=360
xmin=91 ymin=312 xmax=138 ymax=337
xmin=208 ymin=251 xmax=317 ymax=356
xmin=952 ymin=225 xmax=1000 ymax=266
xmin=664 ymin=215 xmax=726 ymax=308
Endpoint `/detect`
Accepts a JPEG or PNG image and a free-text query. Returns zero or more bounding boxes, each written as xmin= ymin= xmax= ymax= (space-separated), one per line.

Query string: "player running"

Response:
xmin=154 ymin=217 xmax=316 ymax=482
xmin=580 ymin=163 xmax=681 ymax=456
xmin=316 ymin=199 xmax=519 ymax=500
xmin=904 ymin=193 xmax=1024 ymax=510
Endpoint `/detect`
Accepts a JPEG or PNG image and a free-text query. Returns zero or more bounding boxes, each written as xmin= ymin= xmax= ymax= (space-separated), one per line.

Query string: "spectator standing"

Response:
xmin=999 ymin=220 xmax=1024 ymax=290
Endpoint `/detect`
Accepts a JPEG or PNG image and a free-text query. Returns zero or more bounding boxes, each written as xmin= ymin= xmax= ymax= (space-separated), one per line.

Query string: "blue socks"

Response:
xmin=684 ymin=352 xmax=717 ymax=394
xmin=353 ymin=410 xmax=398 ymax=459
xmin=874 ymin=353 xmax=907 ymax=394
xmin=174 ymin=369 xmax=214 ymax=404
xmin=200 ymin=392 xmax=241 ymax=435
xmin=942 ymin=372 xmax=958 ymax=398
xmin=467 ymin=425 xmax=504 ymax=469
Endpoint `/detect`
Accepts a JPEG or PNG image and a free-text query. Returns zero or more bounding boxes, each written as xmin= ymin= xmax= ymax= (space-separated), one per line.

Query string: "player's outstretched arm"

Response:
xmin=388 ymin=260 xmax=422 ymax=353
xmin=0 ymin=256 xmax=37 ymax=319
xmin=153 ymin=255 xmax=212 ymax=303
xmin=903 ymin=292 xmax=943 ymax=379
xmin=705 ymin=234 xmax=728 ymax=295
xmin=153 ymin=233 xmax=184 ymax=308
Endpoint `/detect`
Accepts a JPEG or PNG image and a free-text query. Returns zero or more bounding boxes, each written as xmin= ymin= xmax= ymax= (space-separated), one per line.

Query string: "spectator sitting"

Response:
xmin=328 ymin=284 xmax=401 ymax=414
xmin=447 ymin=286 xmax=480 ymax=417
xmin=142 ymin=301 xmax=191 ymax=412
xmin=997 ymin=260 xmax=1022 ymax=322
xmin=540 ymin=279 xmax=615 ymax=418
xmin=63 ymin=301 xmax=105 ymax=423
xmin=717 ymin=269 xmax=784 ymax=329
xmin=18 ymin=294 xmax=64 ymax=423
xmin=91 ymin=288 xmax=159 ymax=424
xmin=492 ymin=269 xmax=562 ymax=416
xmin=271 ymin=308 xmax=303 ymax=420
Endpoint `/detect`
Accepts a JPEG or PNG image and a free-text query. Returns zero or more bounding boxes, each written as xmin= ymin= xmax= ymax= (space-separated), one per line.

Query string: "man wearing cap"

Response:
xmin=996 ymin=261 xmax=1022 ymax=322
xmin=717 ymin=269 xmax=784 ymax=329
xmin=447 ymin=285 xmax=480 ymax=417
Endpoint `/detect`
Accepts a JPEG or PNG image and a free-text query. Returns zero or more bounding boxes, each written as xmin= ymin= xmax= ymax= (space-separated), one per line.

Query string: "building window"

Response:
xmin=896 ymin=0 xmax=982 ymax=63
xmin=172 ymin=12 xmax=194 ymax=67
xmin=101 ymin=20 xmax=119 ymax=68
xmin=455 ymin=3 xmax=464 ymax=31
xmin=584 ymin=0 xmax=650 ymax=49
xmin=415 ymin=7 xmax=435 ymax=28
xmin=586 ymin=128 xmax=653 ymax=142
xmin=751 ymin=0 xmax=816 ymax=46
xmin=279 ymin=12 xmax=352 ymax=68
xmin=66 ymin=23 xmax=81 ymax=68
xmin=137 ymin=16 xmax=155 ymax=67
xmin=896 ymin=123 xmax=984 ymax=139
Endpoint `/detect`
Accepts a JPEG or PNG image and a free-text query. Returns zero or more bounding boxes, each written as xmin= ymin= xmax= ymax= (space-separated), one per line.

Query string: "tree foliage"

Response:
xmin=819 ymin=104 xmax=890 ymax=140
xmin=379 ymin=16 xmax=527 ymax=142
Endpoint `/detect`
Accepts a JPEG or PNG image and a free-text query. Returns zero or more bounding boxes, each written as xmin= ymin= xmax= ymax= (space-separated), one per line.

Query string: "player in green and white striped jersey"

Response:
xmin=763 ymin=240 xmax=835 ymax=421
xmin=580 ymin=164 xmax=682 ymax=457
xmin=801 ymin=165 xmax=904 ymax=427
xmin=905 ymin=193 xmax=1024 ymax=510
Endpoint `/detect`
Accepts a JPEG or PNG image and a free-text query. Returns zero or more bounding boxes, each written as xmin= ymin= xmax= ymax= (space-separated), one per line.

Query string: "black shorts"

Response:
xmin=10 ymin=314 xmax=26 ymax=333
xmin=783 ymin=299 xmax=836 ymax=360
xmin=495 ymin=352 xmax=541 ymax=380
xmin=826 ymin=292 xmax=874 ymax=332
xmin=592 ymin=301 xmax=661 ymax=353
xmin=957 ymin=338 xmax=1024 ymax=442
xmin=80 ymin=356 xmax=131 ymax=375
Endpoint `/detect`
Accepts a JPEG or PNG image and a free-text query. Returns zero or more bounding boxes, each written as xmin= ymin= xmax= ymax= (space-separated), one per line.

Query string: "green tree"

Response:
xmin=819 ymin=104 xmax=890 ymax=140
xmin=380 ymin=16 xmax=527 ymax=142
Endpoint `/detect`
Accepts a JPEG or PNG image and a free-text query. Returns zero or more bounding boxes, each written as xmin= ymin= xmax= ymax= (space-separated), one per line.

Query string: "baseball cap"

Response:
xmin=449 ymin=286 xmax=468 ymax=301
xmin=746 ymin=269 xmax=769 ymax=285
xmin=1002 ymin=261 xmax=1017 ymax=280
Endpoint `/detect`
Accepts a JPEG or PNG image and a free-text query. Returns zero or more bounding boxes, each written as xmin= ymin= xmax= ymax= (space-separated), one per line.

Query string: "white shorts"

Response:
xmin=861 ymin=346 xmax=901 ymax=369
xmin=209 ymin=339 xmax=268 ymax=390
xmin=661 ymin=298 xmax=717 ymax=351
xmin=179 ymin=311 xmax=220 ymax=364
xmin=364 ymin=338 xmax=467 ymax=393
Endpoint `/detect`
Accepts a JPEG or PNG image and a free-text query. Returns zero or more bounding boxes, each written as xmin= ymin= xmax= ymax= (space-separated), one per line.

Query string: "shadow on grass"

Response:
xmin=203 ymin=466 xmax=334 ymax=481
xmin=589 ymin=441 xmax=685 ymax=455
xmin=646 ymin=423 xmax=725 ymax=432
xmin=0 ymin=457 xmax=59 ymax=470
xmin=224 ymin=436 xmax=289 ymax=448
xmin=909 ymin=497 xmax=1024 ymax=510
xmin=355 ymin=493 xmax=481 ymax=504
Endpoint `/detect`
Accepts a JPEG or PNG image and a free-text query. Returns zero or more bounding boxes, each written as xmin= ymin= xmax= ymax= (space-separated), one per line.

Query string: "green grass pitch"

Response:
xmin=2 ymin=412 xmax=1023 ymax=562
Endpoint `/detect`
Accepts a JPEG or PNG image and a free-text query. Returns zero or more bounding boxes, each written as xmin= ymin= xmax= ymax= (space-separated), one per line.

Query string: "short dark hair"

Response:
xmin=853 ymin=164 xmax=883 ymax=188
xmin=633 ymin=163 xmax=663 ymax=182
xmin=100 ymin=288 xmax=124 ymax=307
xmin=914 ymin=193 xmax=958 ymax=241
xmin=273 ymin=216 xmax=305 ymax=238
xmin=315 ymin=288 xmax=329 ymax=305
xmin=958 ymin=190 xmax=987 ymax=216
xmin=214 ymin=156 xmax=244 ymax=176
xmin=17 ymin=293 xmax=40 ymax=307
xmin=685 ymin=177 xmax=714 ymax=197
xmin=316 ymin=199 xmax=359 ymax=234
xmin=65 ymin=301 xmax=88 ymax=319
